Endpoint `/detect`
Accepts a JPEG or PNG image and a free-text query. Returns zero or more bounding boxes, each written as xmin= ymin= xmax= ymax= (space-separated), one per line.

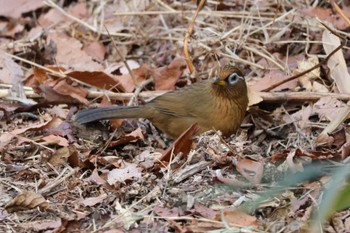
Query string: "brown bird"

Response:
xmin=75 ymin=65 xmax=248 ymax=138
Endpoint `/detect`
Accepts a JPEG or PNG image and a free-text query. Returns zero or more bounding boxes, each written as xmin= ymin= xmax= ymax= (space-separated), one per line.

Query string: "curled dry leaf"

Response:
xmin=42 ymin=134 xmax=69 ymax=147
xmin=0 ymin=116 xmax=62 ymax=148
xmin=12 ymin=116 xmax=62 ymax=135
xmin=296 ymin=55 xmax=323 ymax=91
xmin=152 ymin=57 xmax=187 ymax=90
xmin=32 ymin=66 xmax=66 ymax=84
xmin=52 ymin=79 xmax=89 ymax=105
xmin=252 ymin=53 xmax=304 ymax=91
xmin=38 ymin=1 xmax=88 ymax=28
xmin=236 ymin=159 xmax=264 ymax=184
xmin=114 ymin=201 xmax=139 ymax=230
xmin=108 ymin=127 xmax=144 ymax=147
xmin=322 ymin=30 xmax=350 ymax=94
xmin=31 ymin=67 xmax=90 ymax=105
xmin=135 ymin=150 xmax=162 ymax=169
xmin=5 ymin=191 xmax=51 ymax=212
xmin=157 ymin=123 xmax=200 ymax=166
xmin=48 ymin=146 xmax=73 ymax=167
xmin=318 ymin=29 xmax=350 ymax=139
xmin=215 ymin=208 xmax=257 ymax=227
xmin=215 ymin=169 xmax=252 ymax=187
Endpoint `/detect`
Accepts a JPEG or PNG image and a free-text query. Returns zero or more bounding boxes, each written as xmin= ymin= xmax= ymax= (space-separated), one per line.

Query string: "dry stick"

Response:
xmin=38 ymin=167 xmax=79 ymax=195
xmin=263 ymin=21 xmax=347 ymax=92
xmin=261 ymin=43 xmax=344 ymax=92
xmin=2 ymin=85 xmax=350 ymax=102
xmin=331 ymin=0 xmax=350 ymax=25
xmin=114 ymin=10 xmax=277 ymax=18
xmin=103 ymin=25 xmax=153 ymax=106
xmin=183 ymin=0 xmax=206 ymax=75
xmin=104 ymin=25 xmax=138 ymax=88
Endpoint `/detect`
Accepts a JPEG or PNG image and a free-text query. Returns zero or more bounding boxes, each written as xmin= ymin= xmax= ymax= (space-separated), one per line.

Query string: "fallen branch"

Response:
xmin=2 ymin=85 xmax=350 ymax=103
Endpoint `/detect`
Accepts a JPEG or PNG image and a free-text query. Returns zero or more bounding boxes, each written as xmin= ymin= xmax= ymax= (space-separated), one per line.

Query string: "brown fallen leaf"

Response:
xmin=153 ymin=205 xmax=182 ymax=217
xmin=5 ymin=191 xmax=51 ymax=212
xmin=47 ymin=32 xmax=103 ymax=71
xmin=0 ymin=117 xmax=62 ymax=148
xmin=215 ymin=208 xmax=257 ymax=227
xmin=84 ymin=168 xmax=108 ymax=186
xmin=0 ymin=0 xmax=45 ymax=18
xmin=13 ymin=116 xmax=62 ymax=135
xmin=83 ymin=41 xmax=106 ymax=62
xmin=185 ymin=221 xmax=227 ymax=233
xmin=53 ymin=79 xmax=89 ymax=104
xmin=152 ymin=57 xmax=187 ymax=90
xmin=19 ymin=218 xmax=62 ymax=232
xmin=114 ymin=64 xmax=152 ymax=92
xmin=301 ymin=7 xmax=350 ymax=30
xmin=236 ymin=158 xmax=264 ymax=184
xmin=31 ymin=66 xmax=90 ymax=105
xmin=252 ymin=69 xmax=298 ymax=92
xmin=157 ymin=123 xmax=201 ymax=166
xmin=68 ymin=70 xmax=124 ymax=91
xmin=42 ymin=134 xmax=69 ymax=147
xmin=32 ymin=66 xmax=66 ymax=84
xmin=81 ymin=193 xmax=108 ymax=207
xmin=108 ymin=127 xmax=144 ymax=147
xmin=48 ymin=146 xmax=75 ymax=167
xmin=192 ymin=202 xmax=218 ymax=220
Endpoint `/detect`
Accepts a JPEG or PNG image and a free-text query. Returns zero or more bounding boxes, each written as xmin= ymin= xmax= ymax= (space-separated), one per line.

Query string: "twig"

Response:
xmin=127 ymin=79 xmax=153 ymax=106
xmin=38 ymin=167 xmax=79 ymax=195
xmin=331 ymin=0 xmax=350 ymax=26
xmin=262 ymin=43 xmax=344 ymax=92
xmin=262 ymin=22 xmax=347 ymax=92
xmin=104 ymin=25 xmax=138 ymax=88
xmin=183 ymin=0 xmax=206 ymax=75
xmin=3 ymin=84 xmax=350 ymax=103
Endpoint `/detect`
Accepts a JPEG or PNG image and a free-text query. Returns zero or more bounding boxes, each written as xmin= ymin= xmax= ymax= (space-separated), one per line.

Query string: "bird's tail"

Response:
xmin=74 ymin=106 xmax=147 ymax=124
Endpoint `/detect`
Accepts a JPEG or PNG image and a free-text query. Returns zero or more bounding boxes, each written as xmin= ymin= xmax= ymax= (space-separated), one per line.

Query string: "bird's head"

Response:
xmin=211 ymin=65 xmax=247 ymax=98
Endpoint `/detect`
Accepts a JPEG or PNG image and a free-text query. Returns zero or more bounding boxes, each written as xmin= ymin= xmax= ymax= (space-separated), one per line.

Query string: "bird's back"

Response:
xmin=145 ymin=80 xmax=246 ymax=138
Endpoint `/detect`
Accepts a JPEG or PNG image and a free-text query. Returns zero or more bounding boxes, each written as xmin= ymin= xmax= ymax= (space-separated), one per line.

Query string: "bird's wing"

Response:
xmin=147 ymin=81 xmax=212 ymax=118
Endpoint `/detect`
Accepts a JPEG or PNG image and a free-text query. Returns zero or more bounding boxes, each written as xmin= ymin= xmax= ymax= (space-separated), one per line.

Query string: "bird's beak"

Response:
xmin=212 ymin=77 xmax=226 ymax=86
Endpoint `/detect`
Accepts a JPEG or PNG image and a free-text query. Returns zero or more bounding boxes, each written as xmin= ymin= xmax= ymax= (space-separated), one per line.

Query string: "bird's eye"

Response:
xmin=227 ymin=73 xmax=241 ymax=85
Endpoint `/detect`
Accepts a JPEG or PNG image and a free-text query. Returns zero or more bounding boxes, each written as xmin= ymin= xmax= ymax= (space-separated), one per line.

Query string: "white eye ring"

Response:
xmin=228 ymin=73 xmax=242 ymax=85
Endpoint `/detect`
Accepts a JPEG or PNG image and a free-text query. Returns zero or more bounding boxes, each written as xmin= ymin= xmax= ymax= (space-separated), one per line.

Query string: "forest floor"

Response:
xmin=1 ymin=0 xmax=350 ymax=232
